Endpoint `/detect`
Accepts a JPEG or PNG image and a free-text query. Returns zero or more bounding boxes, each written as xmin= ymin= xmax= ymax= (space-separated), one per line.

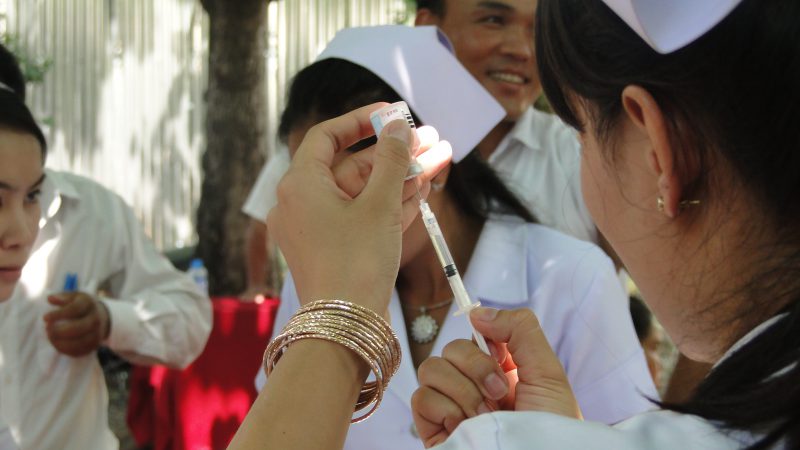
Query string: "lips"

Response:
xmin=0 ymin=267 xmax=23 ymax=283
xmin=488 ymin=70 xmax=529 ymax=85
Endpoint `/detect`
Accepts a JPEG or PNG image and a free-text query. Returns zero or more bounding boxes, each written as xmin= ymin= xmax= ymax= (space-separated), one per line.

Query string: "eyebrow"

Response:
xmin=0 ymin=173 xmax=46 ymax=192
xmin=476 ymin=1 xmax=515 ymax=12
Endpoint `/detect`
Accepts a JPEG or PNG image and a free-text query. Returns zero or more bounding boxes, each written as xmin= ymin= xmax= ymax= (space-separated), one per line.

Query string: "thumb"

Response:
xmin=362 ymin=119 xmax=414 ymax=206
xmin=470 ymin=308 xmax=565 ymax=383
xmin=470 ymin=307 xmax=581 ymax=418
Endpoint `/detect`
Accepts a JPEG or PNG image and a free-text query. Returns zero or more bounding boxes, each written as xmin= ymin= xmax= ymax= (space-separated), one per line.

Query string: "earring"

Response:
xmin=431 ymin=181 xmax=445 ymax=192
xmin=657 ymin=196 xmax=701 ymax=213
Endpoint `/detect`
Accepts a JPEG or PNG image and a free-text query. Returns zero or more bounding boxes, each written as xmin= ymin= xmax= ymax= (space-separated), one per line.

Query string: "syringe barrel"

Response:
xmin=420 ymin=201 xmax=456 ymax=268
xmin=447 ymin=271 xmax=481 ymax=315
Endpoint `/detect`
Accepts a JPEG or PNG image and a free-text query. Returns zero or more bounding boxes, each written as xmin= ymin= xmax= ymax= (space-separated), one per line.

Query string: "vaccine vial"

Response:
xmin=369 ymin=101 xmax=424 ymax=180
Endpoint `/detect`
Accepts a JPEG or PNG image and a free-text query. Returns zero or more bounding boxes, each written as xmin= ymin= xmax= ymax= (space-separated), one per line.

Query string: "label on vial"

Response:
xmin=370 ymin=101 xmax=423 ymax=180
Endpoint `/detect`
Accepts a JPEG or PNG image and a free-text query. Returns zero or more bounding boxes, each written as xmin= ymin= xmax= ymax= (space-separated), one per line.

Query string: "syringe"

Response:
xmin=370 ymin=102 xmax=490 ymax=355
xmin=417 ymin=198 xmax=490 ymax=354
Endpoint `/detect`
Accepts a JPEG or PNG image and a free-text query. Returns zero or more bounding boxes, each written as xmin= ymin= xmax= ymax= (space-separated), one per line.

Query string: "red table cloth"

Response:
xmin=127 ymin=297 xmax=280 ymax=450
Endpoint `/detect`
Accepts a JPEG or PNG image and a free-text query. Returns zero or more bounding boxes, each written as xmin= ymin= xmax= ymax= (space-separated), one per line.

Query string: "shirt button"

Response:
xmin=410 ymin=423 xmax=419 ymax=439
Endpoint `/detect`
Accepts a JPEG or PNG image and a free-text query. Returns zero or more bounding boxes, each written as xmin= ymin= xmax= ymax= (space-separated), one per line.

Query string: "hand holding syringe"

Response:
xmin=370 ymin=102 xmax=491 ymax=355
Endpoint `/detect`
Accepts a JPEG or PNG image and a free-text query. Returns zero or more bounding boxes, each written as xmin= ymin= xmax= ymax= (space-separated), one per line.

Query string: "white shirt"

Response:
xmin=242 ymin=148 xmax=290 ymax=223
xmin=434 ymin=316 xmax=794 ymax=450
xmin=259 ymin=218 xmax=656 ymax=450
xmin=489 ymin=107 xmax=596 ymax=243
xmin=0 ymin=170 xmax=212 ymax=450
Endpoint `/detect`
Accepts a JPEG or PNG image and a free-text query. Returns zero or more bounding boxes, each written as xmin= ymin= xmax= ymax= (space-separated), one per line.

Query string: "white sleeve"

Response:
xmin=254 ymin=272 xmax=302 ymax=391
xmin=434 ymin=410 xmax=740 ymax=450
xmin=100 ymin=197 xmax=212 ymax=369
xmin=556 ymin=249 xmax=658 ymax=424
xmin=242 ymin=149 xmax=290 ymax=223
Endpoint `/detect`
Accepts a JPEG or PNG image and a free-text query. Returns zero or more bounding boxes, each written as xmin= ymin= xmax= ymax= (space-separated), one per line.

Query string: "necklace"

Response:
xmin=401 ymin=298 xmax=453 ymax=344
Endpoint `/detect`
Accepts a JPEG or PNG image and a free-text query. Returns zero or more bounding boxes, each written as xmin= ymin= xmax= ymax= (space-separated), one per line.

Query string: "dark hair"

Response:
xmin=536 ymin=0 xmax=799 ymax=447
xmin=415 ymin=0 xmax=446 ymax=17
xmin=0 ymin=43 xmax=47 ymax=159
xmin=280 ymin=58 xmax=536 ymax=224
xmin=629 ymin=295 xmax=653 ymax=342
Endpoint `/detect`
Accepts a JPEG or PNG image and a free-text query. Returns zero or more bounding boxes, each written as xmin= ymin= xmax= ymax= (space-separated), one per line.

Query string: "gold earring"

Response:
xmin=657 ymin=196 xmax=701 ymax=212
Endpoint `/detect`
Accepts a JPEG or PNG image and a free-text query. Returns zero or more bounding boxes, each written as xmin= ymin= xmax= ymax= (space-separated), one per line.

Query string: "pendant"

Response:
xmin=410 ymin=314 xmax=439 ymax=344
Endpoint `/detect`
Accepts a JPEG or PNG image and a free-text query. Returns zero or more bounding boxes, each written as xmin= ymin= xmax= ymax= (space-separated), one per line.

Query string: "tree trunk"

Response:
xmin=197 ymin=0 xmax=267 ymax=296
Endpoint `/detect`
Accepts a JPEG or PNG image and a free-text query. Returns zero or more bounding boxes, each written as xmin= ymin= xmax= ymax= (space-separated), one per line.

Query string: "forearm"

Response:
xmin=245 ymin=221 xmax=271 ymax=289
xmin=229 ymin=339 xmax=369 ymax=450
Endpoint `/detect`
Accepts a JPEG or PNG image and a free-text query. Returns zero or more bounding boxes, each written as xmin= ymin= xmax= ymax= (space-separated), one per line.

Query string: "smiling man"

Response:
xmin=416 ymin=0 xmax=597 ymax=243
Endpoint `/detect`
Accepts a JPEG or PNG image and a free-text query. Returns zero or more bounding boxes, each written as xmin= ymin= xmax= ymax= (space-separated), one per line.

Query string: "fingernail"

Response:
xmin=384 ymin=119 xmax=412 ymax=145
xmin=472 ymin=307 xmax=498 ymax=322
xmin=484 ymin=372 xmax=508 ymax=400
xmin=476 ymin=402 xmax=492 ymax=415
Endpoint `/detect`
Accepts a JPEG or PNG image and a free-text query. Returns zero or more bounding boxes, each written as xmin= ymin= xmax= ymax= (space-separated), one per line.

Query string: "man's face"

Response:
xmin=418 ymin=0 xmax=539 ymax=121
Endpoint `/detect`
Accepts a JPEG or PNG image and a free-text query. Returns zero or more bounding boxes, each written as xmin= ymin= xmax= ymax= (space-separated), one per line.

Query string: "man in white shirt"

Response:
xmin=0 ymin=170 xmax=212 ymax=449
xmin=415 ymin=0 xmax=597 ymax=243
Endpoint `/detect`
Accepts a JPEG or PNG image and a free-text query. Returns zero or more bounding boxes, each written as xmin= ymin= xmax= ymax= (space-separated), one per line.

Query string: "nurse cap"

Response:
xmin=601 ymin=0 xmax=744 ymax=53
xmin=316 ymin=25 xmax=505 ymax=162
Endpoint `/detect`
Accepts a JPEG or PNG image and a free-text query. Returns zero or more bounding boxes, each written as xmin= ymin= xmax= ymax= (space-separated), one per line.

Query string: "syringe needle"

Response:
xmin=413 ymin=177 xmax=423 ymax=201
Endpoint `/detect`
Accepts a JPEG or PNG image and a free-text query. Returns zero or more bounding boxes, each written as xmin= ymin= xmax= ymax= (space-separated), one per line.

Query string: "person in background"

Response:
xmin=258 ymin=26 xmax=655 ymax=450
xmin=629 ymin=295 xmax=666 ymax=392
xmin=0 ymin=45 xmax=212 ymax=450
xmin=229 ymin=0 xmax=800 ymax=449
xmin=240 ymin=150 xmax=288 ymax=299
xmin=240 ymin=0 xmax=600 ymax=298
xmin=0 ymin=43 xmax=47 ymax=450
xmin=415 ymin=0 xmax=596 ymax=244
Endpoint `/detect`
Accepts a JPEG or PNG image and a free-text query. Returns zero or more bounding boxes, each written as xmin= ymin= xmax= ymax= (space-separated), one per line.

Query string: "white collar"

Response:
xmin=489 ymin=107 xmax=561 ymax=163
xmin=713 ymin=313 xmax=789 ymax=370
xmin=40 ymin=169 xmax=81 ymax=222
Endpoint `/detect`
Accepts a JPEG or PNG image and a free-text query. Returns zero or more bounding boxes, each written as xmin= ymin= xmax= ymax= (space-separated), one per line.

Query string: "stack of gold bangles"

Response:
xmin=263 ymin=299 xmax=402 ymax=423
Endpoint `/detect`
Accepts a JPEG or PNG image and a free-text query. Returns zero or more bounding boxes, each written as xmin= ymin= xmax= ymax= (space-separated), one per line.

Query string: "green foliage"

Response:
xmin=0 ymin=33 xmax=52 ymax=84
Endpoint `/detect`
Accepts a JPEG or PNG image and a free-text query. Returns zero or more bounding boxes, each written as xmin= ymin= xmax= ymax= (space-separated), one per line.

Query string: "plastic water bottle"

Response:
xmin=188 ymin=258 xmax=209 ymax=296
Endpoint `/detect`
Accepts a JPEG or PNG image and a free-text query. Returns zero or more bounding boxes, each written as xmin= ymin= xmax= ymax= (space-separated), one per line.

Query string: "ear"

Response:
xmin=415 ymin=8 xmax=441 ymax=26
xmin=621 ymin=85 xmax=681 ymax=219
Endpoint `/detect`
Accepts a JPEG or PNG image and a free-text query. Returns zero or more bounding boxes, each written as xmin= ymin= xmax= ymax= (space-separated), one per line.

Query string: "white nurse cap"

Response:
xmin=601 ymin=0 xmax=744 ymax=53
xmin=316 ymin=25 xmax=505 ymax=162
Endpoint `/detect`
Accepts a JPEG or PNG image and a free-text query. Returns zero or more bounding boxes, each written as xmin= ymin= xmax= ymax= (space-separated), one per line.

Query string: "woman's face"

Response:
xmin=0 ymin=129 xmax=44 ymax=301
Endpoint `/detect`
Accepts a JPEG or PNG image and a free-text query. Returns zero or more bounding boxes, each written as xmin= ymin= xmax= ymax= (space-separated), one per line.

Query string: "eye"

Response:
xmin=479 ymin=15 xmax=505 ymax=26
xmin=25 ymin=189 xmax=42 ymax=204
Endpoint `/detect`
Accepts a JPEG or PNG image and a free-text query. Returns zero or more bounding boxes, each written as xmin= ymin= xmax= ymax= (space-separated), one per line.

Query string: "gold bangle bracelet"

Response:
xmin=263 ymin=299 xmax=401 ymax=423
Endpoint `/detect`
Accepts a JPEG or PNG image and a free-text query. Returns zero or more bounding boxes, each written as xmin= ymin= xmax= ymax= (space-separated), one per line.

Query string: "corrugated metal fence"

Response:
xmin=0 ymin=0 xmax=409 ymax=250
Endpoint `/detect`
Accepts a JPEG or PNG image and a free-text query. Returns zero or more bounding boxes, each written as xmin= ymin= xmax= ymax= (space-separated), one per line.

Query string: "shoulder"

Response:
xmin=518 ymin=108 xmax=581 ymax=155
xmin=46 ymin=170 xmax=133 ymax=217
xmin=472 ymin=219 xmax=614 ymax=308
xmin=486 ymin=218 xmax=609 ymax=275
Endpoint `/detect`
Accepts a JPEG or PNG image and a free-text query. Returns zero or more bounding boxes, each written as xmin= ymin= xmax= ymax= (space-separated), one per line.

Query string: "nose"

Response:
xmin=500 ymin=25 xmax=534 ymax=62
xmin=0 ymin=206 xmax=37 ymax=251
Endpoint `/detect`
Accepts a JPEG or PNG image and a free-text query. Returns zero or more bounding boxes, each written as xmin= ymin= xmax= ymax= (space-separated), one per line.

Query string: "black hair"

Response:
xmin=629 ymin=295 xmax=653 ymax=342
xmin=415 ymin=0 xmax=446 ymax=17
xmin=279 ymin=58 xmax=536 ymax=224
xmin=0 ymin=43 xmax=47 ymax=159
xmin=536 ymin=0 xmax=799 ymax=448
